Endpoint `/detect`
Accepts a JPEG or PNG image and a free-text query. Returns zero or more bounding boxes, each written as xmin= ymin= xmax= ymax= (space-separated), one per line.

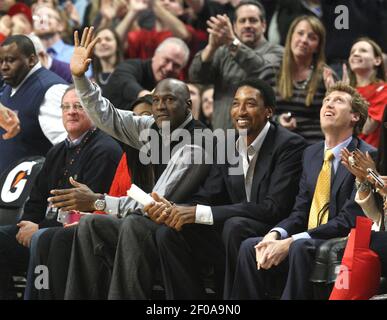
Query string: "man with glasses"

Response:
xmin=0 ymin=85 xmax=122 ymax=299
xmin=0 ymin=34 xmax=68 ymax=174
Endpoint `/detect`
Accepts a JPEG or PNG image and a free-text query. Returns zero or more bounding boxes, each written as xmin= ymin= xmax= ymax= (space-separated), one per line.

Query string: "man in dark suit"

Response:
xmin=145 ymin=78 xmax=307 ymax=299
xmin=230 ymin=82 xmax=376 ymax=300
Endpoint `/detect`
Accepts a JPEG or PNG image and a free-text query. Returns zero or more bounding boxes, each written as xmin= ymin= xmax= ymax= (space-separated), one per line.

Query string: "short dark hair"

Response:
xmin=234 ymin=0 xmax=266 ymax=22
xmin=129 ymin=94 xmax=153 ymax=111
xmin=237 ymin=78 xmax=276 ymax=110
xmin=1 ymin=34 xmax=36 ymax=57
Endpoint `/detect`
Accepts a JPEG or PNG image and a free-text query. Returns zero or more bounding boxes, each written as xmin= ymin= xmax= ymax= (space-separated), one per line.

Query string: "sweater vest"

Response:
xmin=0 ymin=67 xmax=67 ymax=174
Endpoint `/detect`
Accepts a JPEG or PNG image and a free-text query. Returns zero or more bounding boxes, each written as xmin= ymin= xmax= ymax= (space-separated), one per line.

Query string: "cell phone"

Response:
xmin=367 ymin=168 xmax=385 ymax=188
xmin=57 ymin=209 xmax=83 ymax=224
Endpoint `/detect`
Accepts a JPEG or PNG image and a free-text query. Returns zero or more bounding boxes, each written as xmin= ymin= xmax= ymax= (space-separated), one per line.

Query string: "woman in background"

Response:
xmin=92 ymin=27 xmax=123 ymax=95
xmin=274 ymin=15 xmax=332 ymax=145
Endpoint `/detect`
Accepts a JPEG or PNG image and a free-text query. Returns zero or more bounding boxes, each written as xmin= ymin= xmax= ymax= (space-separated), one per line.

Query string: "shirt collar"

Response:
xmin=50 ymin=39 xmax=65 ymax=54
xmin=11 ymin=62 xmax=41 ymax=95
xmin=324 ymin=135 xmax=353 ymax=160
xmin=65 ymin=128 xmax=94 ymax=148
xmin=236 ymin=121 xmax=271 ymax=158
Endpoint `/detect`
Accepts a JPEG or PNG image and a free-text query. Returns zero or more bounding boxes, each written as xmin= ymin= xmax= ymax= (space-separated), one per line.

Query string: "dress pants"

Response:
xmin=222 ymin=217 xmax=271 ymax=299
xmin=34 ymin=226 xmax=76 ymax=299
xmin=156 ymin=224 xmax=225 ymax=299
xmin=231 ymin=237 xmax=325 ymax=300
xmin=64 ymin=213 xmax=161 ymax=299
xmin=0 ymin=225 xmax=30 ymax=299
xmin=64 ymin=214 xmax=121 ymax=299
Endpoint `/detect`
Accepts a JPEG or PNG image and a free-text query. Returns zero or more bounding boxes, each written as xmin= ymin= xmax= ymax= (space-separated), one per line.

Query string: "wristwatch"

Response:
xmin=94 ymin=194 xmax=106 ymax=211
xmin=355 ymin=179 xmax=372 ymax=193
xmin=229 ymin=38 xmax=241 ymax=54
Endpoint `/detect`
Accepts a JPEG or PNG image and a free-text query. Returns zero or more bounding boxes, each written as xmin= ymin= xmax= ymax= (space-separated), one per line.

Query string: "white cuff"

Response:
xmin=195 ymin=205 xmax=213 ymax=225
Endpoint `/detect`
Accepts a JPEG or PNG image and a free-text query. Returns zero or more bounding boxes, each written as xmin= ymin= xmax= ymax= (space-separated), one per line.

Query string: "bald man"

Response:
xmin=50 ymin=27 xmax=211 ymax=299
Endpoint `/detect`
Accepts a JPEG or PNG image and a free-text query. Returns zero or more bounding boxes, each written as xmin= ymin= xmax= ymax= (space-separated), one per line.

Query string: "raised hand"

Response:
xmin=70 ymin=26 xmax=100 ymax=77
xmin=323 ymin=66 xmax=335 ymax=89
xmin=206 ymin=15 xmax=233 ymax=49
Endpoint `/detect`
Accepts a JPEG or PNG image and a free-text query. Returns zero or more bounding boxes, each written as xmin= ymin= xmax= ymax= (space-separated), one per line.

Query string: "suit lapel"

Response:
xmin=228 ymin=147 xmax=247 ymax=202
xmin=310 ymin=144 xmax=324 ymax=189
xmin=250 ymin=124 xmax=275 ymax=203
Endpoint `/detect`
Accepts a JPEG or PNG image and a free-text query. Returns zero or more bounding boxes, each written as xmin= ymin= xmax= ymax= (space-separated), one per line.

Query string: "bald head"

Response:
xmin=152 ymin=78 xmax=192 ymax=130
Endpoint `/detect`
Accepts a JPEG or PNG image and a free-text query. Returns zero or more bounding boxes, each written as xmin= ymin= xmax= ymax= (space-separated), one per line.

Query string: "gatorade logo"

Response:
xmin=1 ymin=161 xmax=36 ymax=203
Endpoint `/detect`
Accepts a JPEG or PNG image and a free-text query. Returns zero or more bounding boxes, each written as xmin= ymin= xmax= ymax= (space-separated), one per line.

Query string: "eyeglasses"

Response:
xmin=61 ymin=103 xmax=84 ymax=112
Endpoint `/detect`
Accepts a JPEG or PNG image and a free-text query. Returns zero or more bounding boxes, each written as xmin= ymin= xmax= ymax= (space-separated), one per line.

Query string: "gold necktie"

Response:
xmin=308 ymin=150 xmax=334 ymax=229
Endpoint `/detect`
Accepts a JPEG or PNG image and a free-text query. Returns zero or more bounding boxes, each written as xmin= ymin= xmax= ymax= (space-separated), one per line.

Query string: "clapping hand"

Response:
xmin=70 ymin=26 xmax=100 ymax=77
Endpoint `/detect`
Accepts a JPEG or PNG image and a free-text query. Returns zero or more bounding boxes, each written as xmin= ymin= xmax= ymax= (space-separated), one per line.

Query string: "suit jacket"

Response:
xmin=276 ymin=137 xmax=377 ymax=239
xmin=189 ymin=122 xmax=307 ymax=226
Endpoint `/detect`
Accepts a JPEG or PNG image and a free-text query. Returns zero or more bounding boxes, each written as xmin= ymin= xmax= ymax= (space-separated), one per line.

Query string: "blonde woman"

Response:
xmin=275 ymin=15 xmax=332 ymax=144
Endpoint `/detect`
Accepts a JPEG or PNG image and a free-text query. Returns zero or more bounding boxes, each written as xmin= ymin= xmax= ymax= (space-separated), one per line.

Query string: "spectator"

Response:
xmin=200 ymin=85 xmax=214 ymax=128
xmin=0 ymin=34 xmax=68 ymax=174
xmin=189 ymin=0 xmax=283 ymax=130
xmin=187 ymin=82 xmax=201 ymax=120
xmin=91 ymin=27 xmax=123 ymax=95
xmin=275 ymin=15 xmax=331 ymax=145
xmin=351 ymin=38 xmax=387 ymax=148
xmin=103 ymin=36 xmax=190 ymax=109
xmin=115 ymin=0 xmax=197 ymax=60
xmin=32 ymin=5 xmax=74 ymax=65
xmin=0 ymin=85 xmax=122 ymax=300
xmin=28 ymin=34 xmax=73 ymax=83
xmin=230 ymin=82 xmax=375 ymax=300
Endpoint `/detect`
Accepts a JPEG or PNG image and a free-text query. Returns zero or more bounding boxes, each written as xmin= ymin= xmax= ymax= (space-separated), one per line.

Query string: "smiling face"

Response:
xmin=94 ymin=29 xmax=117 ymax=60
xmin=152 ymin=43 xmax=186 ymax=82
xmin=231 ymin=85 xmax=272 ymax=145
xmin=62 ymin=89 xmax=94 ymax=140
xmin=290 ymin=19 xmax=320 ymax=61
xmin=320 ymin=90 xmax=359 ymax=135
xmin=234 ymin=4 xmax=266 ymax=48
xmin=152 ymin=79 xmax=190 ymax=131
xmin=349 ymin=40 xmax=382 ymax=75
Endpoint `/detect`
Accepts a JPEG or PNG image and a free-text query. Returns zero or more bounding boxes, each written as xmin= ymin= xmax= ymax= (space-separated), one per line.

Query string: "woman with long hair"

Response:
xmin=92 ymin=27 xmax=123 ymax=95
xmin=349 ymin=38 xmax=387 ymax=148
xmin=275 ymin=15 xmax=332 ymax=144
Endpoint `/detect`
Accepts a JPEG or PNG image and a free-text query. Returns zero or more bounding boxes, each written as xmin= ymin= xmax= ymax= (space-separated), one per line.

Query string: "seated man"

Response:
xmin=0 ymin=34 xmax=69 ymax=174
xmin=230 ymin=82 xmax=376 ymax=300
xmin=144 ymin=78 xmax=307 ymax=299
xmin=46 ymin=27 xmax=210 ymax=299
xmin=0 ymin=85 xmax=122 ymax=299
